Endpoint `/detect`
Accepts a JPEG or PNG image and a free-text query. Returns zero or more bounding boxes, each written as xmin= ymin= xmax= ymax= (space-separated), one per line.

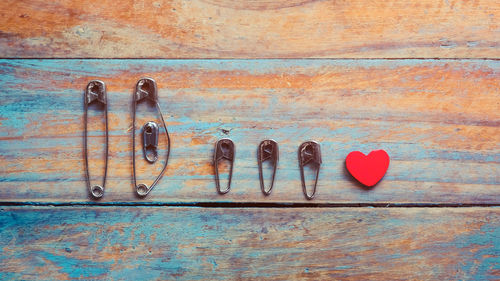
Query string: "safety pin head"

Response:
xmin=259 ymin=139 xmax=279 ymax=163
xmin=299 ymin=141 xmax=322 ymax=167
xmin=86 ymin=80 xmax=107 ymax=105
xmin=214 ymin=138 xmax=235 ymax=194
xmin=142 ymin=121 xmax=159 ymax=163
xmin=258 ymin=139 xmax=279 ymax=196
xmin=298 ymin=141 xmax=322 ymax=200
xmin=135 ymin=78 xmax=158 ymax=103
xmin=215 ymin=138 xmax=235 ymax=162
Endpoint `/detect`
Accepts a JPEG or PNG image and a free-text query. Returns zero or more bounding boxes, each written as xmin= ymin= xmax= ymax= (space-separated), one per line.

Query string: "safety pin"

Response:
xmin=132 ymin=78 xmax=170 ymax=197
xmin=298 ymin=141 xmax=322 ymax=200
xmin=214 ymin=138 xmax=235 ymax=194
xmin=84 ymin=80 xmax=108 ymax=199
xmin=258 ymin=139 xmax=279 ymax=196
xmin=142 ymin=121 xmax=159 ymax=163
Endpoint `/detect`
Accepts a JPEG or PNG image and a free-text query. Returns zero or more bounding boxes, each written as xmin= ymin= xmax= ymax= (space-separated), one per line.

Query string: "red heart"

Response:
xmin=346 ymin=150 xmax=390 ymax=187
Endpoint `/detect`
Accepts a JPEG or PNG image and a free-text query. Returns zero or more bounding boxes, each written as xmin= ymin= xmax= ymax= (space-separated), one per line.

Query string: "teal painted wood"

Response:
xmin=0 ymin=59 xmax=498 ymax=202
xmin=0 ymin=207 xmax=499 ymax=280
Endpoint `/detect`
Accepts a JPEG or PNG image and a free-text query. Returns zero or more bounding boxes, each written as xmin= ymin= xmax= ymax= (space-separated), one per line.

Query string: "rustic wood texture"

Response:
xmin=0 ymin=0 xmax=499 ymax=58
xmin=0 ymin=59 xmax=498 ymax=203
xmin=1 ymin=0 xmax=498 ymax=280
xmin=0 ymin=207 xmax=498 ymax=280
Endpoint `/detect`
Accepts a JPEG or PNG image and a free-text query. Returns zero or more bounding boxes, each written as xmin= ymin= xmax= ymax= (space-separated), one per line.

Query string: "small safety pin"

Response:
xmin=258 ymin=139 xmax=279 ymax=196
xmin=298 ymin=141 xmax=322 ymax=200
xmin=142 ymin=121 xmax=159 ymax=163
xmin=214 ymin=138 xmax=235 ymax=194
xmin=132 ymin=78 xmax=170 ymax=197
xmin=84 ymin=80 xmax=108 ymax=199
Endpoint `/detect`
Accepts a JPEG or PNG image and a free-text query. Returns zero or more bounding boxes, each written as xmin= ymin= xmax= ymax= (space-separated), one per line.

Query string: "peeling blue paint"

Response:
xmin=0 ymin=59 xmax=499 ymax=202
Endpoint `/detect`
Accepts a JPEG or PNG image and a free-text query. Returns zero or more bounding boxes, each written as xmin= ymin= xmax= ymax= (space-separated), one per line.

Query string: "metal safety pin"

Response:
xmin=142 ymin=121 xmax=159 ymax=163
xmin=214 ymin=138 xmax=235 ymax=194
xmin=132 ymin=78 xmax=170 ymax=197
xmin=84 ymin=80 xmax=108 ymax=199
xmin=298 ymin=141 xmax=322 ymax=200
xmin=258 ymin=139 xmax=279 ymax=196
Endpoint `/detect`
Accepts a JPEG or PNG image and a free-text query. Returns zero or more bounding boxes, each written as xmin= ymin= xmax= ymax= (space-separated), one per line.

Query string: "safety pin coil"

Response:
xmin=84 ymin=80 xmax=108 ymax=199
xmin=132 ymin=78 xmax=170 ymax=197
xmin=214 ymin=138 xmax=235 ymax=194
xmin=258 ymin=139 xmax=279 ymax=196
xmin=298 ymin=141 xmax=322 ymax=200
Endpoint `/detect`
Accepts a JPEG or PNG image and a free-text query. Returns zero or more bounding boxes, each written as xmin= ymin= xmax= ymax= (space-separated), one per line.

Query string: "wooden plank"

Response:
xmin=0 ymin=207 xmax=499 ymax=280
xmin=0 ymin=59 xmax=499 ymax=203
xmin=0 ymin=0 xmax=498 ymax=58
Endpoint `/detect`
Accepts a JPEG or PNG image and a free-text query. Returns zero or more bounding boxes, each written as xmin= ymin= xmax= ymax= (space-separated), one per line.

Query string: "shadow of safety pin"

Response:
xmin=84 ymin=80 xmax=109 ymax=199
xmin=214 ymin=138 xmax=235 ymax=194
xmin=132 ymin=78 xmax=171 ymax=197
xmin=258 ymin=139 xmax=279 ymax=196
xmin=298 ymin=141 xmax=322 ymax=200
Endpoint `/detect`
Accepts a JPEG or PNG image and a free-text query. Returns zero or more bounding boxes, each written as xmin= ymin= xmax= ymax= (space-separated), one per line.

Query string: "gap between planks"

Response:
xmin=0 ymin=202 xmax=499 ymax=208
xmin=1 ymin=57 xmax=499 ymax=60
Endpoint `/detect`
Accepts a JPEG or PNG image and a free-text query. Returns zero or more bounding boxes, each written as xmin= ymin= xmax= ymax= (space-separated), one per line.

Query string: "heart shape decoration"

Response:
xmin=346 ymin=150 xmax=389 ymax=187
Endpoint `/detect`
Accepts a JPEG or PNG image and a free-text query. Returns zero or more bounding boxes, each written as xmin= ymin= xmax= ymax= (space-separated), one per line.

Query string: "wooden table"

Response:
xmin=1 ymin=1 xmax=499 ymax=279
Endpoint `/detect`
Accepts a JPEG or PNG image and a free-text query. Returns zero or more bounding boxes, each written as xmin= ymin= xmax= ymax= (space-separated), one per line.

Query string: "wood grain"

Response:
xmin=0 ymin=0 xmax=498 ymax=58
xmin=0 ymin=207 xmax=499 ymax=280
xmin=0 ymin=59 xmax=498 ymax=203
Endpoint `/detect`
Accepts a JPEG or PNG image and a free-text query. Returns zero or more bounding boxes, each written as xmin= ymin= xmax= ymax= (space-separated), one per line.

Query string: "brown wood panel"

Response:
xmin=0 ymin=0 xmax=498 ymax=58
xmin=0 ymin=59 xmax=498 ymax=203
xmin=1 ymin=207 xmax=499 ymax=280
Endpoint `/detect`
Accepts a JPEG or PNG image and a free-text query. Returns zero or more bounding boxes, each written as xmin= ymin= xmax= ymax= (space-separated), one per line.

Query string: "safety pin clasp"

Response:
xmin=214 ymin=138 xmax=235 ymax=194
xmin=84 ymin=80 xmax=108 ymax=199
xmin=86 ymin=80 xmax=107 ymax=105
xmin=135 ymin=78 xmax=158 ymax=103
xmin=258 ymin=139 xmax=279 ymax=196
xmin=298 ymin=141 xmax=321 ymax=200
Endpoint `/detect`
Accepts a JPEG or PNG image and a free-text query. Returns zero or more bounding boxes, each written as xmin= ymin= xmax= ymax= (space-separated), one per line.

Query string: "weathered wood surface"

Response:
xmin=0 ymin=207 xmax=498 ymax=280
xmin=0 ymin=0 xmax=499 ymax=58
xmin=0 ymin=59 xmax=498 ymax=203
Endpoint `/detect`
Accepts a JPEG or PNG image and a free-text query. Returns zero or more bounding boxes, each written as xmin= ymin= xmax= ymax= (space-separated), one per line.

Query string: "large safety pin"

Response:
xmin=84 ymin=80 xmax=109 ymax=199
xmin=214 ymin=138 xmax=235 ymax=194
xmin=298 ymin=141 xmax=322 ymax=200
xmin=258 ymin=139 xmax=279 ymax=196
xmin=132 ymin=78 xmax=170 ymax=197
